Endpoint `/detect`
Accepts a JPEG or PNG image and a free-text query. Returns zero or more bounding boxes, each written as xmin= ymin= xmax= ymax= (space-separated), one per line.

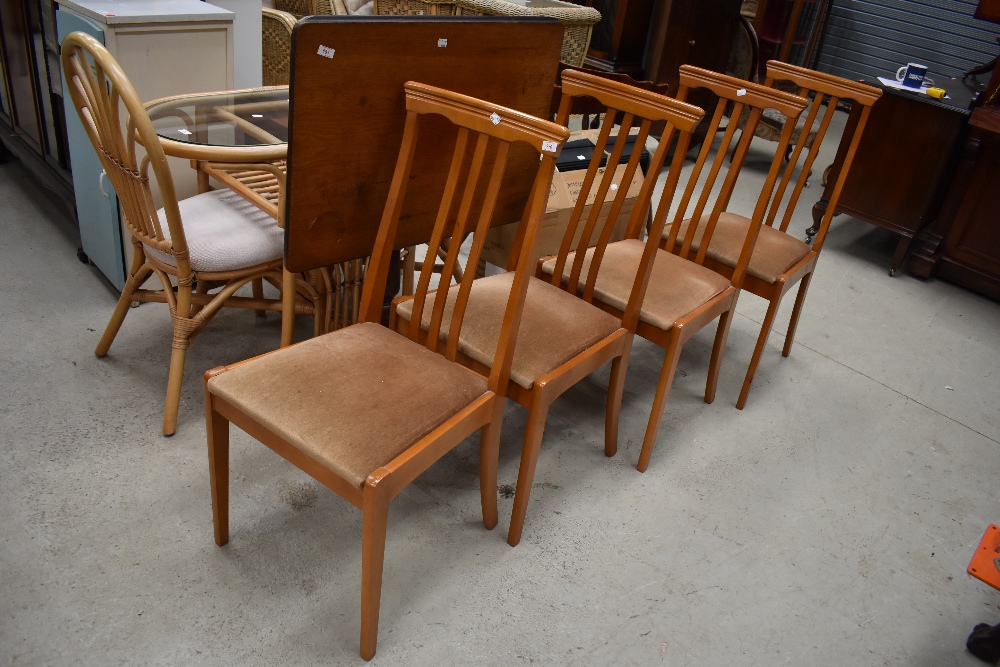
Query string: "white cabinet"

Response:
xmin=57 ymin=0 xmax=234 ymax=289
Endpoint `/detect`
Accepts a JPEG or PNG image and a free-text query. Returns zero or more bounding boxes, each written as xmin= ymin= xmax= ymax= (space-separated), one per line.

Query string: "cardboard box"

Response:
xmin=482 ymin=159 xmax=645 ymax=270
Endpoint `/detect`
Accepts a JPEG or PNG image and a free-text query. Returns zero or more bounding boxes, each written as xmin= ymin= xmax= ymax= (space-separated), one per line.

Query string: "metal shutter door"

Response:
xmin=816 ymin=0 xmax=998 ymax=83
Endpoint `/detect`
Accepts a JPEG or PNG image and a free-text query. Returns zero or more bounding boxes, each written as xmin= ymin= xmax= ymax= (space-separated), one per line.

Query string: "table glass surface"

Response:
xmin=146 ymin=86 xmax=289 ymax=147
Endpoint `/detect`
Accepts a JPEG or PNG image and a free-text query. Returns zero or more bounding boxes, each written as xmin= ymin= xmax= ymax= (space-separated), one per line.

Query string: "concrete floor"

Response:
xmin=2 ymin=111 xmax=999 ymax=666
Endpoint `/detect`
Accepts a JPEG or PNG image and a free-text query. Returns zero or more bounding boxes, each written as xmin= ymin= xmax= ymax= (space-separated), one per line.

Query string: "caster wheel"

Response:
xmin=76 ymin=247 xmax=90 ymax=264
xmin=888 ymin=267 xmax=896 ymax=277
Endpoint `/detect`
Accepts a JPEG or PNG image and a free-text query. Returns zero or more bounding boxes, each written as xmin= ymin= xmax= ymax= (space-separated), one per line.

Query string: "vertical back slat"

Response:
xmin=567 ymin=112 xmax=635 ymax=295
xmin=581 ymin=117 xmax=651 ymax=303
xmin=424 ymin=132 xmax=489 ymax=348
xmin=358 ymin=110 xmax=421 ymax=324
xmin=444 ymin=141 xmax=511 ymax=361
xmin=406 ymin=126 xmax=469 ymax=340
xmin=550 ymin=108 xmax=615 ymax=287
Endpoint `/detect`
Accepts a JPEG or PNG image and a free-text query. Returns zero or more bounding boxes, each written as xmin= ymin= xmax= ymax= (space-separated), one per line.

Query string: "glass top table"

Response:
xmin=145 ymin=86 xmax=291 ymax=220
xmin=145 ymin=86 xmax=290 ymax=162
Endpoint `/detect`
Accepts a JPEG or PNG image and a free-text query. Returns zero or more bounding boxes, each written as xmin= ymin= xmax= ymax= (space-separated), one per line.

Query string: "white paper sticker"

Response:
xmin=251 ymin=114 xmax=263 ymax=118
xmin=178 ymin=129 xmax=192 ymax=135
xmin=610 ymin=183 xmax=618 ymax=191
xmin=736 ymin=88 xmax=747 ymax=97
xmin=577 ymin=155 xmax=586 ymax=160
xmin=438 ymin=38 xmax=448 ymax=47
xmin=489 ymin=112 xmax=501 ymax=125
xmin=317 ymin=45 xmax=335 ymax=59
xmin=541 ymin=140 xmax=558 ymax=153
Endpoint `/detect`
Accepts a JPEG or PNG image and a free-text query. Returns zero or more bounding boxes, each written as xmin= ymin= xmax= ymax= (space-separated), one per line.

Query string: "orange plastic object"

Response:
xmin=969 ymin=524 xmax=1000 ymax=590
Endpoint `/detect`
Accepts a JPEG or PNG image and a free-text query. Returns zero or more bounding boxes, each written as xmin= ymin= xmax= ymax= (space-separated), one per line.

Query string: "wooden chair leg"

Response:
xmin=252 ymin=277 xmax=265 ymax=317
xmin=705 ymin=307 xmax=735 ymax=405
xmin=636 ymin=333 xmax=683 ymax=473
xmin=478 ymin=398 xmax=505 ymax=531
xmin=206 ymin=396 xmax=230 ymax=546
xmin=163 ymin=343 xmax=188 ymax=436
xmin=281 ymin=267 xmax=296 ymax=348
xmin=782 ymin=272 xmax=813 ymax=358
xmin=736 ymin=294 xmax=782 ymax=411
xmin=507 ymin=398 xmax=551 ymax=547
xmin=360 ymin=487 xmax=390 ymax=661
xmin=604 ymin=337 xmax=633 ymax=457
xmin=95 ymin=265 xmax=152 ymax=356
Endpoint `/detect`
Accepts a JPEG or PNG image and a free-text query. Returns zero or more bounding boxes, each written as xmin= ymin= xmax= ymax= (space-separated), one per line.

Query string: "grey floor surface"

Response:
xmin=2 ymin=112 xmax=999 ymax=666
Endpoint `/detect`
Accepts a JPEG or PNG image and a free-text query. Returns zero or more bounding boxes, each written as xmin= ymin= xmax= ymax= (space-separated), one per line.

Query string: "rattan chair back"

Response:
xmin=262 ymin=8 xmax=296 ymax=86
xmin=61 ymin=31 xmax=190 ymax=278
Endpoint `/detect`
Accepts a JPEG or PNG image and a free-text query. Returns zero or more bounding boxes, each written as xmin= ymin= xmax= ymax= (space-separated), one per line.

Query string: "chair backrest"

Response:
xmin=547 ymin=69 xmax=704 ymax=331
xmin=359 ymin=82 xmax=569 ymax=392
xmin=762 ymin=61 xmax=882 ymax=253
xmin=60 ymin=32 xmax=190 ymax=276
xmin=262 ymin=8 xmax=297 ymax=86
xmin=665 ymin=65 xmax=808 ymax=289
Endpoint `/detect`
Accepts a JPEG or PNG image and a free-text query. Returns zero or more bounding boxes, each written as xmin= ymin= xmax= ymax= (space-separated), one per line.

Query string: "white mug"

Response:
xmin=896 ymin=63 xmax=931 ymax=89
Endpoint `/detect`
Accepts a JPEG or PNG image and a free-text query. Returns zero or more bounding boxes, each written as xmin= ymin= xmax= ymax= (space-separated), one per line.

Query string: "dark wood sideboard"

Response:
xmin=910 ymin=107 xmax=1000 ymax=300
xmin=810 ymin=78 xmax=978 ymax=276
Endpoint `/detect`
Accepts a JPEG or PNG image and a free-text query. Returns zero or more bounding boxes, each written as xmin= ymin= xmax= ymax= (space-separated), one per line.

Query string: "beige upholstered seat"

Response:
xmin=540 ymin=239 xmax=731 ymax=331
xmin=669 ymin=212 xmax=811 ymax=285
xmin=209 ymin=322 xmax=488 ymax=488
xmin=395 ymin=272 xmax=621 ymax=390
xmin=144 ymin=189 xmax=283 ymax=273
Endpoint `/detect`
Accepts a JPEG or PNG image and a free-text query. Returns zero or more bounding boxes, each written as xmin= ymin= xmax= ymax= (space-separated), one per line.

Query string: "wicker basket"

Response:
xmin=374 ymin=0 xmax=459 ymax=15
xmin=374 ymin=0 xmax=600 ymax=65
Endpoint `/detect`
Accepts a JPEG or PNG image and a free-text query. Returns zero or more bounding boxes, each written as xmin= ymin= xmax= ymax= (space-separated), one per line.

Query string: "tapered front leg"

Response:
xmin=478 ymin=397 xmax=506 ymax=530
xmin=360 ymin=487 xmax=390 ymax=661
xmin=737 ymin=295 xmax=781 ymax=411
xmin=604 ymin=336 xmax=634 ymax=457
xmin=205 ymin=392 xmax=230 ymax=546
xmin=637 ymin=332 xmax=683 ymax=473
xmin=507 ymin=397 xmax=551 ymax=547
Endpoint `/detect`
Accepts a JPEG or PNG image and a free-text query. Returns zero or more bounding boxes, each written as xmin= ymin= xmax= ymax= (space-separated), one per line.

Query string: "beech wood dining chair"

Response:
xmin=682 ymin=61 xmax=881 ymax=409
xmin=541 ymin=66 xmax=807 ymax=472
xmin=62 ymin=32 xmax=296 ymax=436
xmin=204 ymin=82 xmax=568 ymax=659
xmin=393 ymin=69 xmax=704 ymax=545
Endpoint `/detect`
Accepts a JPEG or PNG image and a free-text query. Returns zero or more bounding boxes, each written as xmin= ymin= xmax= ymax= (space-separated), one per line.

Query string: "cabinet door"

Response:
xmin=942 ymin=134 xmax=1000 ymax=280
xmin=57 ymin=9 xmax=125 ymax=290
xmin=0 ymin=0 xmax=45 ymax=152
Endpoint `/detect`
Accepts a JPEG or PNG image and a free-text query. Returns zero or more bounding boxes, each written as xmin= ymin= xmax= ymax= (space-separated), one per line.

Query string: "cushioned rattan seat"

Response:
xmin=208 ymin=322 xmax=488 ymax=488
xmin=540 ymin=239 xmax=731 ymax=330
xmin=668 ymin=212 xmax=811 ymax=284
xmin=395 ymin=273 xmax=621 ymax=390
xmin=145 ymin=189 xmax=284 ymax=273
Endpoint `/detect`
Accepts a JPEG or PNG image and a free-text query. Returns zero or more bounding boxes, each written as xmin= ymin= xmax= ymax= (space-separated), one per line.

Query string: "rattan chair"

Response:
xmin=204 ymin=82 xmax=568 ymax=660
xmin=62 ymin=32 xmax=291 ymax=436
